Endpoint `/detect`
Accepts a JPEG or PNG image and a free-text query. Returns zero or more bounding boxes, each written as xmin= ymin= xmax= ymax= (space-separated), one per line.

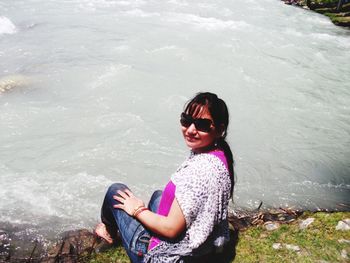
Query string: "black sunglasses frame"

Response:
xmin=180 ymin=112 xmax=213 ymax=133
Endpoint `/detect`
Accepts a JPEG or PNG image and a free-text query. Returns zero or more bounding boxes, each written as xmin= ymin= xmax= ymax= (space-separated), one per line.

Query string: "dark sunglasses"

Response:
xmin=180 ymin=112 xmax=213 ymax=132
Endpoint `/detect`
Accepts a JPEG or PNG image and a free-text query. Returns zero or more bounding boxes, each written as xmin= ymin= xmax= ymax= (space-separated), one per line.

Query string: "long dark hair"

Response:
xmin=184 ymin=92 xmax=235 ymax=197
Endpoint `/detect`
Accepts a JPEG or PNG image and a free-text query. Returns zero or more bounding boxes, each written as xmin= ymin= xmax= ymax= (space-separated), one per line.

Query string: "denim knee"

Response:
xmin=105 ymin=183 xmax=128 ymax=203
xmin=148 ymin=190 xmax=162 ymax=213
xmin=150 ymin=190 xmax=162 ymax=201
xmin=107 ymin=183 xmax=128 ymax=195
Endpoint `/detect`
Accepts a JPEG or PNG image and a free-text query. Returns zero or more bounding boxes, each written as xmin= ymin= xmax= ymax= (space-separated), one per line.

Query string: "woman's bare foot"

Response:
xmin=95 ymin=223 xmax=113 ymax=244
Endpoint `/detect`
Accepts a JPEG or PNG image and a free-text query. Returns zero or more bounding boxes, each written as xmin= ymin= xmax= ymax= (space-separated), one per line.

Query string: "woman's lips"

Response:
xmin=185 ymin=135 xmax=197 ymax=142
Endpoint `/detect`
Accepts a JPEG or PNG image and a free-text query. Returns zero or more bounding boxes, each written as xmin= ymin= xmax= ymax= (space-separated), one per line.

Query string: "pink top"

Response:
xmin=210 ymin=150 xmax=229 ymax=171
xmin=148 ymin=180 xmax=176 ymax=250
xmin=148 ymin=150 xmax=228 ymax=250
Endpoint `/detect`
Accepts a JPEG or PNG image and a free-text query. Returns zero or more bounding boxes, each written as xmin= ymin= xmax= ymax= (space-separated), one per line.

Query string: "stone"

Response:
xmin=272 ymin=243 xmax=282 ymax=250
xmin=0 ymin=74 xmax=31 ymax=94
xmin=0 ymin=223 xmax=47 ymax=262
xmin=285 ymin=244 xmax=301 ymax=252
xmin=338 ymin=239 xmax=350 ymax=244
xmin=299 ymin=218 xmax=315 ymax=229
xmin=264 ymin=222 xmax=280 ymax=231
xmin=336 ymin=219 xmax=350 ymax=231
xmin=341 ymin=249 xmax=348 ymax=259
xmin=46 ymin=229 xmax=97 ymax=261
xmin=0 ymin=230 xmax=11 ymax=261
xmin=260 ymin=233 xmax=268 ymax=238
xmin=0 ymin=224 xmax=113 ymax=262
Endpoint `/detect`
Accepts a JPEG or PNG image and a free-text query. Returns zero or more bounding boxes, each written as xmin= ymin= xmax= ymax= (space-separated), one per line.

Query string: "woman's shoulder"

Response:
xmin=190 ymin=152 xmax=228 ymax=172
xmin=179 ymin=152 xmax=230 ymax=184
xmin=172 ymin=151 xmax=229 ymax=182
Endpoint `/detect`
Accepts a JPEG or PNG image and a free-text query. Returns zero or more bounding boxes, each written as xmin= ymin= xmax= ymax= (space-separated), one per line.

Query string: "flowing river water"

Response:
xmin=0 ymin=0 xmax=349 ymax=240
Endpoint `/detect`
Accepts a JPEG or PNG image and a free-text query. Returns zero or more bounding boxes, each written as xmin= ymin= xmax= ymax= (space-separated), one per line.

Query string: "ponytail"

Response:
xmin=217 ymin=138 xmax=235 ymax=198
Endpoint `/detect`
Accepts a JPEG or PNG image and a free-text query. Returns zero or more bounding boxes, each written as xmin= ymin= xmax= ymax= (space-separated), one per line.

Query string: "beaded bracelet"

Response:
xmin=133 ymin=207 xmax=149 ymax=218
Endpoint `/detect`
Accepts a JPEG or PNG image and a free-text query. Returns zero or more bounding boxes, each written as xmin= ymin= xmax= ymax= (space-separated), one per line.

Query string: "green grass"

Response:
xmin=296 ymin=1 xmax=350 ymax=27
xmin=88 ymin=212 xmax=350 ymax=263
xmin=88 ymin=246 xmax=129 ymax=263
xmin=312 ymin=0 xmax=338 ymax=4
xmin=235 ymin=212 xmax=350 ymax=263
xmin=325 ymin=12 xmax=350 ymax=25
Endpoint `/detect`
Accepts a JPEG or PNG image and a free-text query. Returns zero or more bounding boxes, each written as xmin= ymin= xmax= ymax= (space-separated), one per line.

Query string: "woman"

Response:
xmin=95 ymin=92 xmax=234 ymax=263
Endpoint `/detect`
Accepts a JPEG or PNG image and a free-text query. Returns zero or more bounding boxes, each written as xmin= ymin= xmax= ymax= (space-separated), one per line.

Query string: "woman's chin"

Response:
xmin=186 ymin=142 xmax=216 ymax=153
xmin=185 ymin=142 xmax=204 ymax=153
xmin=185 ymin=142 xmax=197 ymax=150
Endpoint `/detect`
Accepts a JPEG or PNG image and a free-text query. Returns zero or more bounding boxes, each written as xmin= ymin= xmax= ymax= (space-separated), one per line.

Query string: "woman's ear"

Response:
xmin=215 ymin=124 xmax=225 ymax=138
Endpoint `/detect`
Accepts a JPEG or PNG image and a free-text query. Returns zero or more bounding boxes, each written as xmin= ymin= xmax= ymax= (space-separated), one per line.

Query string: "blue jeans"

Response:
xmin=101 ymin=183 xmax=162 ymax=263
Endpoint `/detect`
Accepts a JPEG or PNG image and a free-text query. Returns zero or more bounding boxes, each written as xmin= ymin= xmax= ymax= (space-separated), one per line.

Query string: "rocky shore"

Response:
xmin=1 ymin=209 xmax=349 ymax=262
xmin=281 ymin=0 xmax=350 ymax=28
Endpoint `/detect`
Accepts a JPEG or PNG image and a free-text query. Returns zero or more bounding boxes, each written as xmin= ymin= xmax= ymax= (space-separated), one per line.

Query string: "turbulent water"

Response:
xmin=0 ymin=0 xmax=349 ymax=239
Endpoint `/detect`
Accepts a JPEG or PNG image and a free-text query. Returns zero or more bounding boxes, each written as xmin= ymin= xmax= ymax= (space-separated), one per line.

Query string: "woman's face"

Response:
xmin=181 ymin=107 xmax=221 ymax=153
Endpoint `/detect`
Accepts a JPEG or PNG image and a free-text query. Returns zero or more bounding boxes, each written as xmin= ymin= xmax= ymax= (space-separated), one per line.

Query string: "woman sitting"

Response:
xmin=95 ymin=92 xmax=234 ymax=262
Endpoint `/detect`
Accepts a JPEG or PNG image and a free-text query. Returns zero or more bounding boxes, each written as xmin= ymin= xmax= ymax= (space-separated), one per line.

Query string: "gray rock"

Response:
xmin=272 ymin=243 xmax=282 ymax=250
xmin=264 ymin=222 xmax=280 ymax=231
xmin=272 ymin=243 xmax=301 ymax=252
xmin=341 ymin=249 xmax=348 ymax=259
xmin=0 ymin=230 xmax=11 ymax=261
xmin=0 ymin=223 xmax=47 ymax=262
xmin=285 ymin=244 xmax=300 ymax=252
xmin=45 ymin=229 xmax=97 ymax=262
xmin=0 ymin=74 xmax=31 ymax=94
xmin=299 ymin=218 xmax=315 ymax=229
xmin=336 ymin=219 xmax=350 ymax=231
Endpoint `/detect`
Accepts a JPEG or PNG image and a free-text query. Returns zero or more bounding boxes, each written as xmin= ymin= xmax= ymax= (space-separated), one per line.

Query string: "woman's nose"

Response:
xmin=187 ymin=123 xmax=197 ymax=134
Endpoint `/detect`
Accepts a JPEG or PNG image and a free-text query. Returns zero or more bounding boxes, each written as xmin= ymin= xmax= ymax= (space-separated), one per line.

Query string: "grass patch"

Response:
xmin=295 ymin=1 xmax=350 ymax=27
xmin=88 ymin=246 xmax=129 ymax=263
xmin=325 ymin=12 xmax=350 ymax=25
xmin=312 ymin=0 xmax=338 ymax=4
xmin=235 ymin=212 xmax=350 ymax=263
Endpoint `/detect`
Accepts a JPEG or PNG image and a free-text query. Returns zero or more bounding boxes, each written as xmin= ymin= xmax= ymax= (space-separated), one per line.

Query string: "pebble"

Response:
xmin=0 ymin=75 xmax=31 ymax=94
xmin=285 ymin=244 xmax=301 ymax=252
xmin=338 ymin=239 xmax=350 ymax=244
xmin=272 ymin=243 xmax=301 ymax=252
xmin=341 ymin=249 xmax=348 ymax=259
xmin=0 ymin=230 xmax=10 ymax=261
xmin=299 ymin=218 xmax=315 ymax=229
xmin=272 ymin=243 xmax=282 ymax=250
xmin=336 ymin=219 xmax=350 ymax=231
xmin=264 ymin=222 xmax=280 ymax=231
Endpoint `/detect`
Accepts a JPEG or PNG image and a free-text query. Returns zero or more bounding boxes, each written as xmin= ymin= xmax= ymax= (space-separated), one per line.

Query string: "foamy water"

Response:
xmin=0 ymin=0 xmax=349 ymax=238
xmin=0 ymin=16 xmax=16 ymax=35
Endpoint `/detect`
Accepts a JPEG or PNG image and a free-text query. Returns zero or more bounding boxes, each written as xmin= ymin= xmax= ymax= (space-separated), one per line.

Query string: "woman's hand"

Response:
xmin=113 ymin=189 xmax=186 ymax=239
xmin=113 ymin=189 xmax=145 ymax=216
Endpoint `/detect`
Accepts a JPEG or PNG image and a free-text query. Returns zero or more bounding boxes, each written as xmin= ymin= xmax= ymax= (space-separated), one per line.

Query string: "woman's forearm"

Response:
xmin=136 ymin=199 xmax=186 ymax=239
